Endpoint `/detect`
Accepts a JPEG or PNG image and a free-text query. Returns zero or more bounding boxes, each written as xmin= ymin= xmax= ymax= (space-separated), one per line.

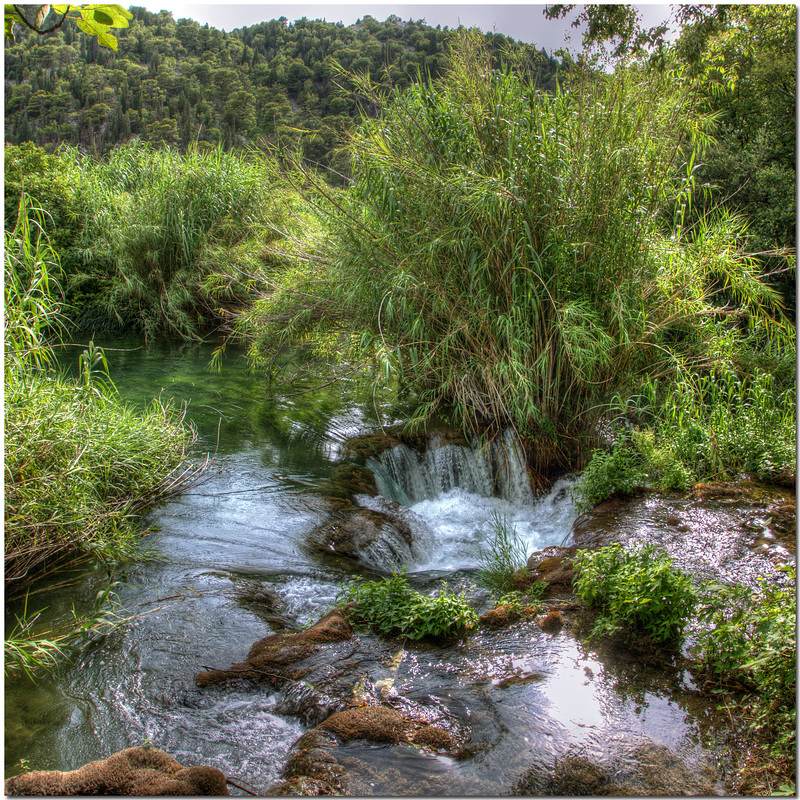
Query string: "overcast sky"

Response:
xmin=139 ymin=3 xmax=676 ymax=54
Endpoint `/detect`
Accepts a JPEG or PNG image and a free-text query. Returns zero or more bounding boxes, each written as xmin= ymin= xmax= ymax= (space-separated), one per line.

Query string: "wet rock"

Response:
xmin=514 ymin=741 xmax=715 ymax=796
xmin=343 ymin=426 xmax=469 ymax=461
xmin=307 ymin=506 xmax=414 ymax=565
xmin=269 ymin=704 xmax=460 ymax=795
xmin=320 ymin=705 xmax=408 ymax=744
xmin=194 ymin=609 xmax=352 ymax=689
xmin=235 ymin=584 xmax=295 ymax=631
xmin=410 ymin=725 xmax=454 ymax=751
xmin=328 ymin=463 xmax=378 ymax=498
xmin=538 ymin=609 xmax=564 ymax=633
xmin=4 ymin=746 xmax=227 ymax=796
xmin=526 ymin=547 xmax=577 ymax=598
xmin=479 ymin=604 xmax=523 ymax=629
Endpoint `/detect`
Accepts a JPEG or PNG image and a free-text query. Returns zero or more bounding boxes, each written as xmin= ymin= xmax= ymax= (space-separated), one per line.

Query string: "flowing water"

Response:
xmin=6 ymin=335 xmax=778 ymax=794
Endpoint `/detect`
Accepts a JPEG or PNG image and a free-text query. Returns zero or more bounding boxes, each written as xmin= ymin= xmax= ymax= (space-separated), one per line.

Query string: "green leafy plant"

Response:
xmin=574 ymin=543 xmax=697 ymax=644
xmin=339 ymin=568 xmax=477 ymax=641
xmin=5 ymin=5 xmax=133 ymax=50
xmin=477 ymin=513 xmax=530 ymax=594
xmin=695 ymin=566 xmax=796 ymax=762
xmin=572 ymin=441 xmax=646 ymax=513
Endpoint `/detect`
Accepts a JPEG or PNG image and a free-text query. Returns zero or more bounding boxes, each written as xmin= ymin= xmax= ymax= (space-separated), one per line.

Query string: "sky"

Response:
xmin=139 ymin=3 xmax=676 ymax=54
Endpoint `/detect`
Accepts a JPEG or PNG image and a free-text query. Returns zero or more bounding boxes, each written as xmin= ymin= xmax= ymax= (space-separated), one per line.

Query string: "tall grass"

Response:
xmin=4 ymin=195 xmax=200 ymax=591
xmin=279 ymin=32 xmax=787 ymax=469
xmin=66 ymin=142 xmax=288 ymax=339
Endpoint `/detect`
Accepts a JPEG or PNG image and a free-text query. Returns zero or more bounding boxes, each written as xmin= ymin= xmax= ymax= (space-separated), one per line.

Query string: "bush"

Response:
xmin=291 ymin=31 xmax=787 ymax=467
xmin=573 ymin=543 xmax=697 ymax=644
xmin=339 ymin=569 xmax=478 ymax=641
xmin=66 ymin=141 xmax=298 ymax=339
xmin=573 ymin=442 xmax=645 ymax=513
xmin=695 ymin=567 xmax=796 ymax=762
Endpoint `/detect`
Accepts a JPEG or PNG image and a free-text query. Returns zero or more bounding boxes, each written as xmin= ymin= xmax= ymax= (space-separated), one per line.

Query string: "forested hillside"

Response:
xmin=4 ymin=7 xmax=560 ymax=176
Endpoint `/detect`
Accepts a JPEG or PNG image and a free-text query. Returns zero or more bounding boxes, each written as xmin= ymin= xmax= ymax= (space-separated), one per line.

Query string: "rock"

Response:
xmin=538 ymin=609 xmax=563 ymax=633
xmin=328 ymin=463 xmax=379 ymax=498
xmin=194 ymin=608 xmax=352 ymax=689
xmin=479 ymin=604 xmax=522 ymax=629
xmin=527 ymin=547 xmax=577 ymax=598
xmin=4 ymin=747 xmax=227 ymax=796
xmin=513 ymin=742 xmax=715 ymax=796
xmin=269 ymin=705 xmax=458 ymax=795
xmin=307 ymin=507 xmax=413 ymax=563
xmin=319 ymin=705 xmax=408 ymax=744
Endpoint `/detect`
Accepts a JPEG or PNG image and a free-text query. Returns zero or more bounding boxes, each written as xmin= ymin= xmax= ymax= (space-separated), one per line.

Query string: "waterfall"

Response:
xmin=358 ymin=430 xmax=578 ymax=572
xmin=367 ymin=429 xmax=534 ymax=507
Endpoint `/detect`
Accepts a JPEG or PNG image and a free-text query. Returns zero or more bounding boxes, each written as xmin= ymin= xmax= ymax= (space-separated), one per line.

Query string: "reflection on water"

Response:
xmin=5 ymin=336 xmax=742 ymax=794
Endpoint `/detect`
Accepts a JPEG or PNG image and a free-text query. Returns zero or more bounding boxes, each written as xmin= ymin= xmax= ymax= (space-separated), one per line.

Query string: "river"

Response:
xmin=6 ymin=335 xmax=782 ymax=794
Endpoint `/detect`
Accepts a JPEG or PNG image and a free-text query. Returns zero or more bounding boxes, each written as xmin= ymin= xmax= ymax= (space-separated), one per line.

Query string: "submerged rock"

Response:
xmin=194 ymin=608 xmax=352 ymax=690
xmin=514 ymin=741 xmax=715 ymax=796
xmin=269 ymin=704 xmax=461 ymax=795
xmin=4 ymin=746 xmax=227 ymax=796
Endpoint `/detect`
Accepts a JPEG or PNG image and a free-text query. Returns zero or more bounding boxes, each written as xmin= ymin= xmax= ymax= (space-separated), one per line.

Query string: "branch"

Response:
xmin=12 ymin=4 xmax=71 ymax=36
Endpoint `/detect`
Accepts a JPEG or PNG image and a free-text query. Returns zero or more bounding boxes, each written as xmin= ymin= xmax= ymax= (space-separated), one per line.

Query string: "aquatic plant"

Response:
xmin=573 ymin=543 xmax=697 ymax=644
xmin=339 ymin=568 xmax=477 ymax=641
xmin=476 ymin=513 xmax=530 ymax=594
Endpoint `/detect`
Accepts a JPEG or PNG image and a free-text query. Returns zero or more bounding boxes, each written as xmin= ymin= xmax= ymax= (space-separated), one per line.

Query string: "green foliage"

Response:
xmin=66 ymin=141 xmax=289 ymax=338
xmin=4 ymin=195 xmax=198 ymax=585
xmin=4 ymin=8 xmax=555 ymax=170
xmin=695 ymin=567 xmax=796 ymax=761
xmin=289 ymin=32 xmax=786 ymax=469
xmin=5 ymin=5 xmax=132 ymax=50
xmin=574 ymin=543 xmax=697 ymax=644
xmin=477 ymin=513 xmax=530 ymax=594
xmin=573 ymin=442 xmax=645 ymax=513
xmin=575 ymin=359 xmax=796 ymax=510
xmin=339 ymin=569 xmax=478 ymax=641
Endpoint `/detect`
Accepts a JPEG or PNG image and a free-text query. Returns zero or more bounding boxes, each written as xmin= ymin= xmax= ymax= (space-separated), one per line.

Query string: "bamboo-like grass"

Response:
xmin=5 ymin=196 xmax=202 ymax=594
xmin=306 ymin=32 xmax=788 ymax=468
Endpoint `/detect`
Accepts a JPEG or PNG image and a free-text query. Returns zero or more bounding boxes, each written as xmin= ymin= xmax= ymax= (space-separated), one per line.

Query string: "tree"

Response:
xmin=5 ymin=5 xmax=133 ymax=51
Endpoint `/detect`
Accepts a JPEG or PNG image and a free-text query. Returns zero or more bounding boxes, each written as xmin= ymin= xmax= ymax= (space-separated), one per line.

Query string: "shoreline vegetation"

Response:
xmin=4 ymin=4 xmax=795 ymax=793
xmin=4 ymin=195 xmax=204 ymax=674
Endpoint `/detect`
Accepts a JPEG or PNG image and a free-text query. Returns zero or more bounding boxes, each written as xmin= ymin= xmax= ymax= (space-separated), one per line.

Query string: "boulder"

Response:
xmin=4 ymin=746 xmax=227 ymax=796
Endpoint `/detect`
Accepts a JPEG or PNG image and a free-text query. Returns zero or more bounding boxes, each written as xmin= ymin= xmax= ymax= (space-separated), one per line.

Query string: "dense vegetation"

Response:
xmin=4 ymin=195 xmax=199 ymax=672
xmin=4 ymin=5 xmax=796 ymax=787
xmin=4 ymin=6 xmax=560 ymax=177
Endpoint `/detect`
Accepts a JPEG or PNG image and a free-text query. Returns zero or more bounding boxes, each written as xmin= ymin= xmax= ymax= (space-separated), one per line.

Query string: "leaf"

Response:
xmin=92 ymin=9 xmax=114 ymax=26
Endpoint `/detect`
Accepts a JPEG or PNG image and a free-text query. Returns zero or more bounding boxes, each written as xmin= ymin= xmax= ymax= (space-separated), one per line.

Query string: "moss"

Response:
xmin=4 ymin=747 xmax=228 ymax=796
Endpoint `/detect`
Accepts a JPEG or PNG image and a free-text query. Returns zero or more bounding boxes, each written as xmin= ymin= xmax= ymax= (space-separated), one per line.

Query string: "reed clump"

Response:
xmin=278 ymin=32 xmax=788 ymax=469
xmin=65 ymin=141 xmax=291 ymax=339
xmin=4 ymin=196 xmax=199 ymax=592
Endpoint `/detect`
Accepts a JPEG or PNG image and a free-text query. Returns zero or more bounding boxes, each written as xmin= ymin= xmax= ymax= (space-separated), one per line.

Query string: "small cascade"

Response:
xmin=362 ymin=429 xmax=578 ymax=572
xmin=367 ymin=429 xmax=534 ymax=506
xmin=355 ymin=494 xmax=435 ymax=565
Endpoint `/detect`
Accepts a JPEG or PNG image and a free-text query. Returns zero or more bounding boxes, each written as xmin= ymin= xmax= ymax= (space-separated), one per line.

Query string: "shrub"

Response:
xmin=477 ymin=513 xmax=530 ymax=594
xmin=573 ymin=543 xmax=697 ymax=644
xmin=339 ymin=569 xmax=477 ymax=641
xmin=695 ymin=567 xmax=796 ymax=762
xmin=66 ymin=141 xmax=296 ymax=339
xmin=573 ymin=442 xmax=645 ymax=513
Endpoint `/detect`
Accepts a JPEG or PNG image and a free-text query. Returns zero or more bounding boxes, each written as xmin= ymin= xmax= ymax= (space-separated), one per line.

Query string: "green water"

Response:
xmin=5 ymin=335 xmax=755 ymax=795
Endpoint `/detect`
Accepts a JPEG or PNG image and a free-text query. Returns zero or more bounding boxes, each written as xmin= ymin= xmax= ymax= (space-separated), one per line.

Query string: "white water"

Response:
xmin=362 ymin=431 xmax=580 ymax=573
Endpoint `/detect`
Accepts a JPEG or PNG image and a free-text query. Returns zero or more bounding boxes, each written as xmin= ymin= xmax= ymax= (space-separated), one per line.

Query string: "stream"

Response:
xmin=5 ymin=336 xmax=791 ymax=794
